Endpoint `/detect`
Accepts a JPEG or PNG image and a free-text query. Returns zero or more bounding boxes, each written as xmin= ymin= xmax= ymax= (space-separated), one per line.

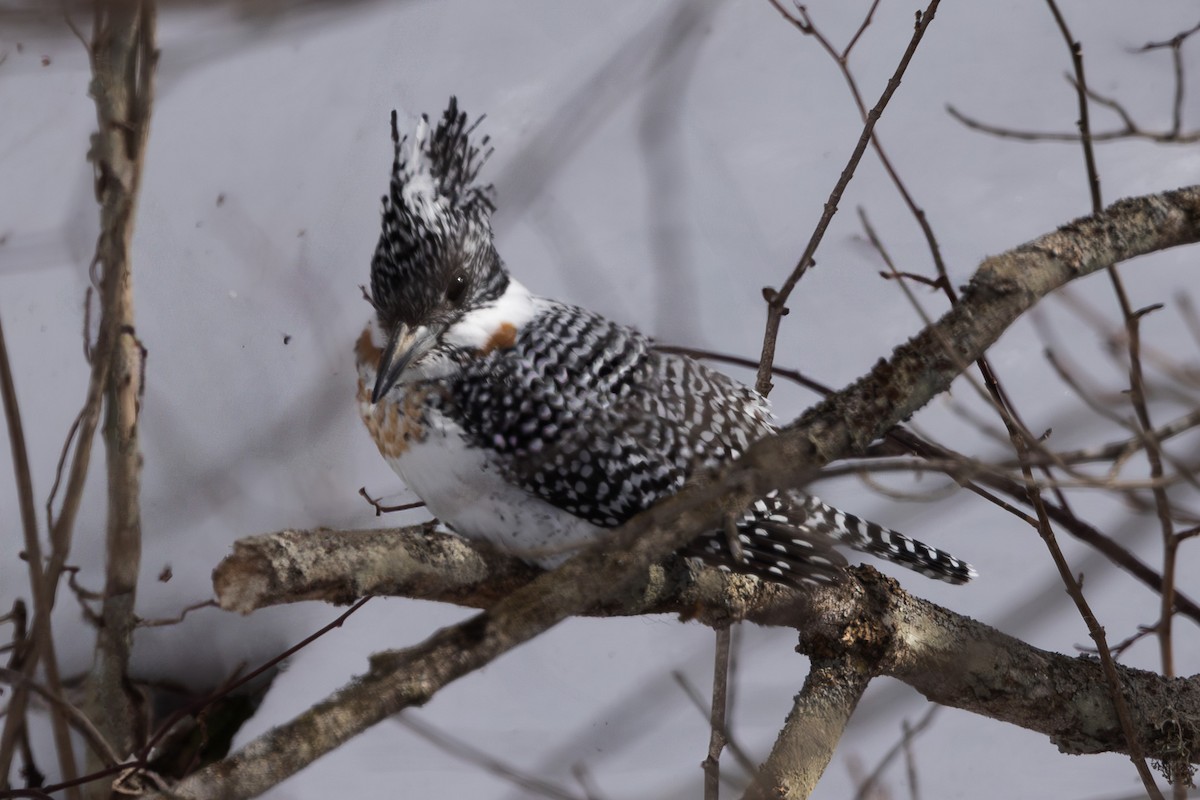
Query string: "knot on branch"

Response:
xmin=794 ymin=566 xmax=894 ymax=667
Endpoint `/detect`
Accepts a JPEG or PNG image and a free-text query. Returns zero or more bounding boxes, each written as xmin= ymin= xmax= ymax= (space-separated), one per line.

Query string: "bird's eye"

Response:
xmin=446 ymin=272 xmax=468 ymax=305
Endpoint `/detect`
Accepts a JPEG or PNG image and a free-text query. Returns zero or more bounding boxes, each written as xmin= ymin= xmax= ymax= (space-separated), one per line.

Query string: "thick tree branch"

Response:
xmin=742 ymin=657 xmax=871 ymax=800
xmin=215 ymin=524 xmax=1200 ymax=766
xmin=214 ymin=524 xmax=542 ymax=613
xmin=159 ymin=186 xmax=1200 ymax=799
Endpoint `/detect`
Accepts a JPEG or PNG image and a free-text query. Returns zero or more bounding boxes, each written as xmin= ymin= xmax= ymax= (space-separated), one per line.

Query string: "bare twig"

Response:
xmin=1140 ymin=22 xmax=1200 ymax=137
xmin=901 ymin=717 xmax=923 ymax=800
xmin=672 ymin=669 xmax=758 ymax=779
xmin=1047 ymin=9 xmax=1179 ymax=793
xmin=135 ymin=600 xmax=219 ymax=628
xmin=0 ymin=318 xmax=79 ymax=793
xmin=1018 ymin=452 xmax=1164 ymax=799
xmin=704 ymin=626 xmax=732 ymax=800
xmin=946 ymin=101 xmax=1200 ymax=144
xmin=357 ymin=486 xmax=425 ymax=516
xmin=396 ymin=714 xmax=584 ymax=800
xmin=800 ymin=10 xmax=957 ymax=302
xmin=0 ymin=668 xmax=121 ymax=769
xmin=654 ymin=345 xmax=830 ymax=397
xmin=137 ymin=597 xmax=371 ymax=765
xmin=852 ymin=706 xmax=938 ymax=800
xmin=754 ymin=0 xmax=944 ymax=396
xmin=1045 ymin=0 xmax=1102 ymax=210
xmin=892 ymin=427 xmax=1200 ymax=625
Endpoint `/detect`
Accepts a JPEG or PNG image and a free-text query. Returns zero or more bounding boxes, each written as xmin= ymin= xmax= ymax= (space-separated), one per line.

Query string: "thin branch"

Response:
xmin=84 ymin=0 xmax=158 ymax=768
xmin=704 ymin=627 xmax=732 ymax=798
xmin=1018 ymin=452 xmax=1164 ymax=799
xmin=655 ymin=345 xmax=830 ymax=396
xmin=1023 ymin=407 xmax=1200 ymax=468
xmin=357 ymin=486 xmax=425 ymax=516
xmin=396 ymin=714 xmax=584 ymax=800
xmin=1046 ymin=15 xmax=1180 ymax=780
xmin=755 ymin=0 xmax=943 ymax=396
xmin=901 ymin=716 xmax=923 ymax=800
xmin=1140 ymin=22 xmax=1200 ymax=138
xmin=892 ymin=427 xmax=1200 ymax=625
xmin=0 ymin=668 xmax=121 ymax=769
xmin=945 ymin=104 xmax=1200 ymax=144
xmin=842 ymin=0 xmax=882 ymax=59
xmin=1045 ymin=0 xmax=1102 ymax=211
xmin=852 ymin=706 xmax=939 ymax=800
xmin=802 ymin=11 xmax=957 ymax=303
xmin=0 ymin=317 xmax=78 ymax=793
xmin=135 ymin=600 xmax=218 ymax=628
xmin=138 ymin=597 xmax=371 ymax=764
xmin=672 ymin=670 xmax=758 ymax=780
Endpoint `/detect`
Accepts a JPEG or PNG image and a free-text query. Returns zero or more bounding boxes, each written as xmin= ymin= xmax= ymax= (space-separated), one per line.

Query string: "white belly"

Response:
xmin=360 ymin=382 xmax=605 ymax=566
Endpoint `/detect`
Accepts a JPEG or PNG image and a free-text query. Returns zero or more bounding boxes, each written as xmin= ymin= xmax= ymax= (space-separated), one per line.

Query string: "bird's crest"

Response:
xmin=372 ymin=97 xmax=498 ymax=327
xmin=386 ymin=97 xmax=495 ymax=230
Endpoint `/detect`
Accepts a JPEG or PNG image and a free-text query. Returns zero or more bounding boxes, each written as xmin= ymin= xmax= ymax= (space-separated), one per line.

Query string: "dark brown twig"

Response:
xmin=1045 ymin=0 xmax=1102 ymax=211
xmin=852 ymin=706 xmax=939 ymax=800
xmin=946 ymin=17 xmax=1200 ymax=147
xmin=754 ymin=0 xmax=943 ymax=396
xmin=671 ymin=669 xmax=758 ymax=779
xmin=796 ymin=8 xmax=957 ymax=303
xmin=0 ymin=668 xmax=121 ymax=769
xmin=135 ymin=600 xmax=219 ymax=628
xmin=1140 ymin=21 xmax=1200 ymax=138
xmin=1046 ymin=9 xmax=1177 ymax=794
xmin=704 ymin=626 xmax=731 ymax=799
xmin=357 ymin=486 xmax=426 ymax=516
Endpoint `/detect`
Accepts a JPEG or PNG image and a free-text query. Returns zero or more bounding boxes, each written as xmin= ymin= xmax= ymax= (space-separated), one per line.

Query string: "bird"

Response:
xmin=355 ymin=97 xmax=975 ymax=588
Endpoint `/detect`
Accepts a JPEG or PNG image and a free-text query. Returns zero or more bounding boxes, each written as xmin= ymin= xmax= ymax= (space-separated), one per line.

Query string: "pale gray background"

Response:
xmin=2 ymin=1 xmax=1199 ymax=797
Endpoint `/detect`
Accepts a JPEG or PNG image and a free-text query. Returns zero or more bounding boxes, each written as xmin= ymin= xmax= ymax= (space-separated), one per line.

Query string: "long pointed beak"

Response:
xmin=370 ymin=322 xmax=444 ymax=403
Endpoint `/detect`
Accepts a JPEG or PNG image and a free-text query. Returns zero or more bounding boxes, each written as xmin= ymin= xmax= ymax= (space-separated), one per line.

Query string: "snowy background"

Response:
xmin=2 ymin=1 xmax=1200 ymax=797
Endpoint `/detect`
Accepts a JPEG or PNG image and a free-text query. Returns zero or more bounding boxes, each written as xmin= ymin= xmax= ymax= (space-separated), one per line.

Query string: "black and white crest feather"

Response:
xmin=388 ymin=97 xmax=494 ymax=218
xmin=370 ymin=97 xmax=504 ymax=332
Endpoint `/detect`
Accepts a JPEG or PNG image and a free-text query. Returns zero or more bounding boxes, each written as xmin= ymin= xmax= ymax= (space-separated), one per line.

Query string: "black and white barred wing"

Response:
xmin=448 ymin=303 xmax=844 ymax=584
xmin=451 ymin=303 xmax=697 ymax=526
xmin=451 ymin=300 xmax=975 ymax=586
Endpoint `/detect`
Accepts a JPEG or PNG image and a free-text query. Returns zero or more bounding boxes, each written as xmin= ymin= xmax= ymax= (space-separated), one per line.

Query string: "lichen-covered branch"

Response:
xmin=742 ymin=657 xmax=872 ymax=800
xmin=216 ymin=524 xmax=1200 ymax=764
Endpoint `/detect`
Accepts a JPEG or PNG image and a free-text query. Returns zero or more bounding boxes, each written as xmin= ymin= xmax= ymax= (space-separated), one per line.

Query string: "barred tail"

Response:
xmin=685 ymin=491 xmax=976 ymax=588
xmin=795 ymin=495 xmax=976 ymax=584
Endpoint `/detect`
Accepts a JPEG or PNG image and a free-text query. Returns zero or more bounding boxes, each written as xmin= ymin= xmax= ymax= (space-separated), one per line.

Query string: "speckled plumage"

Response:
xmin=356 ymin=98 xmax=975 ymax=586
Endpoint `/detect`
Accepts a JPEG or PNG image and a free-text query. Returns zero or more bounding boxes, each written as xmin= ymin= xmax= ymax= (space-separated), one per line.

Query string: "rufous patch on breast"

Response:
xmin=358 ymin=377 xmax=428 ymax=459
xmin=355 ymin=326 xmax=383 ymax=368
xmin=480 ymin=322 xmax=517 ymax=355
